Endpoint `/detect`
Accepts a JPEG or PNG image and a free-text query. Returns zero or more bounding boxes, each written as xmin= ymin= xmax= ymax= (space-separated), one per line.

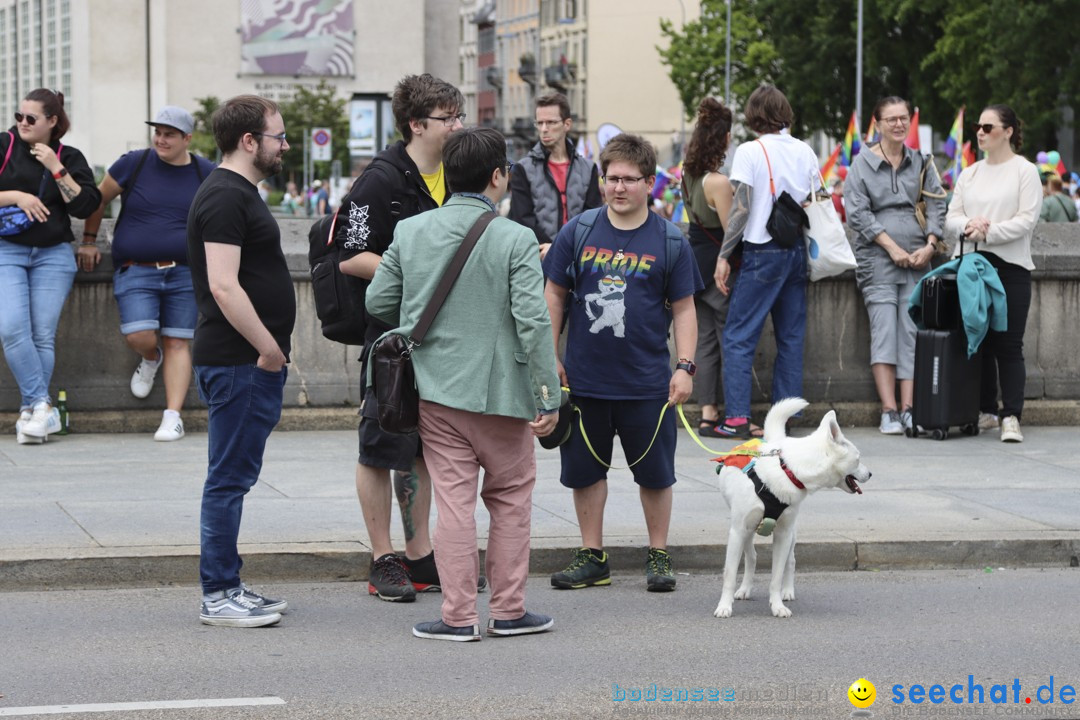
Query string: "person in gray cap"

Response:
xmin=80 ymin=105 xmax=216 ymax=441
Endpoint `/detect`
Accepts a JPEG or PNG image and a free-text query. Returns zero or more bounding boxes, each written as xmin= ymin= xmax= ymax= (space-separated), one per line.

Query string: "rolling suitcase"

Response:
xmin=909 ymin=328 xmax=981 ymax=440
xmin=921 ymin=273 xmax=960 ymax=330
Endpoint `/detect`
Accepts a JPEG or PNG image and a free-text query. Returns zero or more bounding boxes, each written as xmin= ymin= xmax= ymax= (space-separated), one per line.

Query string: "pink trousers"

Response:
xmin=418 ymin=400 xmax=536 ymax=627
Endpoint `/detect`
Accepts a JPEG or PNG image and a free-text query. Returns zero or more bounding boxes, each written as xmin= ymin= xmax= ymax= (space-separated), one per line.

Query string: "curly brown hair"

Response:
xmin=683 ymin=98 xmax=733 ymax=177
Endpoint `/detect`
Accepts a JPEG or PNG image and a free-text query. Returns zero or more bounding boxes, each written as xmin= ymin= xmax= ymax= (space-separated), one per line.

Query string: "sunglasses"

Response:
xmin=14 ymin=112 xmax=51 ymax=126
xmin=974 ymin=123 xmax=1000 ymax=134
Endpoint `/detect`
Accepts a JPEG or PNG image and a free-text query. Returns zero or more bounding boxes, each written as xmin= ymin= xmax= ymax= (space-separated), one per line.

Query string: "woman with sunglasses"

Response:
xmin=945 ymin=104 xmax=1041 ymax=443
xmin=0 ymin=89 xmax=101 ymax=443
xmin=846 ymin=96 xmax=946 ymax=436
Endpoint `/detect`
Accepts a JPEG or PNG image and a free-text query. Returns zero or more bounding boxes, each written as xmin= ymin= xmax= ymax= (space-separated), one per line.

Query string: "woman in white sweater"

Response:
xmin=944 ymin=104 xmax=1042 ymax=442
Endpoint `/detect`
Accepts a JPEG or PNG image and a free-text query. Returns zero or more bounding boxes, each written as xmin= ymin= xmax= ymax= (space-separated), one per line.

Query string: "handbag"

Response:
xmin=804 ymin=171 xmax=857 ymax=281
xmin=370 ymin=211 xmax=497 ymax=434
xmin=914 ymin=153 xmax=949 ymax=254
xmin=756 ymin=139 xmax=808 ymax=249
xmin=0 ymin=132 xmax=59 ymax=237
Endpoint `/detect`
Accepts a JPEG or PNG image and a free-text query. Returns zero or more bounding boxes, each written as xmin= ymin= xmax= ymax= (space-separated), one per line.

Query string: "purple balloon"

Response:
xmin=1036 ymin=151 xmax=1049 ymax=164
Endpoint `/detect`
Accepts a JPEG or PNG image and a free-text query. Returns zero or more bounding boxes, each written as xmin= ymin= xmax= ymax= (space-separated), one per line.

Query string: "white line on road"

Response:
xmin=0 ymin=697 xmax=286 ymax=716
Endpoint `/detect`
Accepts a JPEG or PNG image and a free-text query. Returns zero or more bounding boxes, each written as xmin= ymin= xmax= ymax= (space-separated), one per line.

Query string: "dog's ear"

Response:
xmin=821 ymin=410 xmax=842 ymax=443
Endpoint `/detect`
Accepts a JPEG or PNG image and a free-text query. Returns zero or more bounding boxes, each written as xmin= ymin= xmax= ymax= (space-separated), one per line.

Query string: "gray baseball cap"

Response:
xmin=146 ymin=105 xmax=194 ymax=135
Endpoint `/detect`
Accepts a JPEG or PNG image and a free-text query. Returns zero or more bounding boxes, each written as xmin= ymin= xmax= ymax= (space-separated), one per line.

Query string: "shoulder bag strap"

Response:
xmin=681 ymin=175 xmax=723 ymax=248
xmin=918 ymin=153 xmax=947 ymax=201
xmin=755 ymin=139 xmax=776 ymax=199
xmin=0 ymin=131 xmax=13 ymax=177
xmin=409 ymin=210 xmax=497 ymax=345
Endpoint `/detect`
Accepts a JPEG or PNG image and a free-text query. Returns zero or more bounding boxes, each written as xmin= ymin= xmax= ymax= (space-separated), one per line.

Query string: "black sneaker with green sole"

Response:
xmin=550 ymin=547 xmax=611 ymax=589
xmin=646 ymin=547 xmax=676 ymax=592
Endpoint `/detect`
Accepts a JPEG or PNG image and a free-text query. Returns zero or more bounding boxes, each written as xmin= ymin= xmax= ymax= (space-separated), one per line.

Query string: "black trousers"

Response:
xmin=977 ymin=251 xmax=1031 ymax=420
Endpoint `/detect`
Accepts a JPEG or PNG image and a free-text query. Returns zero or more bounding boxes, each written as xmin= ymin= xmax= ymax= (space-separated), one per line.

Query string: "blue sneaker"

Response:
xmin=412 ymin=619 xmax=481 ymax=642
xmin=487 ymin=611 xmax=554 ymax=637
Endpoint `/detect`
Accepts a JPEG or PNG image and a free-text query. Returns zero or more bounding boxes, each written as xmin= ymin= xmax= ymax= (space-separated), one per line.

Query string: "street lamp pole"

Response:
xmin=856 ymin=0 xmax=863 ymax=126
xmin=725 ymin=0 xmax=732 ymax=107
xmin=675 ymin=0 xmax=686 ymax=161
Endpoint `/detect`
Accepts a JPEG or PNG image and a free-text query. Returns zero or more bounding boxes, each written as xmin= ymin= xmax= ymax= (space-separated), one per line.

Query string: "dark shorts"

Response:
xmin=559 ymin=395 xmax=677 ymax=490
xmin=357 ymin=386 xmax=422 ymax=471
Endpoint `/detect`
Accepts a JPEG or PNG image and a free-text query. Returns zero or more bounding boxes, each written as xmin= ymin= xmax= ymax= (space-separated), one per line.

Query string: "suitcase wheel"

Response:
xmin=930 ymin=428 xmax=948 ymax=441
xmin=959 ymin=423 xmax=979 ymax=436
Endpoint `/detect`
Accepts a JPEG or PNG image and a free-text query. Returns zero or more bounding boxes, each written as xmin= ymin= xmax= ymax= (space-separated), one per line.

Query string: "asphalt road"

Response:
xmin=3 ymin=569 xmax=1079 ymax=720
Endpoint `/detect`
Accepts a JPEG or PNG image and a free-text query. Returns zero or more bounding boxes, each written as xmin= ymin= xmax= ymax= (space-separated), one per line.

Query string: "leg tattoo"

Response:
xmin=393 ymin=469 xmax=419 ymax=542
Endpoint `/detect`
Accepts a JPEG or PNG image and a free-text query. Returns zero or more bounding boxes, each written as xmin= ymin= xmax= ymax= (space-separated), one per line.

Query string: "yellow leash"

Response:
xmin=563 ymin=386 xmax=759 ymax=468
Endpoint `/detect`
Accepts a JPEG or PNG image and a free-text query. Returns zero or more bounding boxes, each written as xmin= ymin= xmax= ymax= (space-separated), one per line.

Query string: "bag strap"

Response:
xmin=115 ymin=148 xmax=153 ymax=230
xmin=680 ymin=175 xmax=723 ymax=248
xmin=409 ymin=210 xmax=497 ymax=345
xmin=755 ymin=139 xmax=777 ymax=199
xmin=0 ymin=131 xmax=13 ymax=177
xmin=918 ymin=153 xmax=947 ymax=201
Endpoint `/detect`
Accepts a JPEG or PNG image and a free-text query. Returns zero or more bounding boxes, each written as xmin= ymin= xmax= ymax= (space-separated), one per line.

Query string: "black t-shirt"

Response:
xmin=187 ymin=168 xmax=296 ymax=365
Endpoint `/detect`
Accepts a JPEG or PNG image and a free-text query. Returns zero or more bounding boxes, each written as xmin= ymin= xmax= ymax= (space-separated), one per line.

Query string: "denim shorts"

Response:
xmin=357 ymin=387 xmax=423 ymax=471
xmin=113 ymin=263 xmax=197 ymax=338
xmin=559 ymin=395 xmax=677 ymax=490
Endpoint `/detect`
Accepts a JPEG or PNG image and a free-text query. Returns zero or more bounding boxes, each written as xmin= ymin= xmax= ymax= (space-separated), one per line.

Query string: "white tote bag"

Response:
xmin=805 ymin=172 xmax=856 ymax=281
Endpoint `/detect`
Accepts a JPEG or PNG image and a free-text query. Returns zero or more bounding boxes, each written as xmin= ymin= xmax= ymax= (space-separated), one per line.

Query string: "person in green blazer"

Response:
xmin=367 ymin=127 xmax=561 ymax=642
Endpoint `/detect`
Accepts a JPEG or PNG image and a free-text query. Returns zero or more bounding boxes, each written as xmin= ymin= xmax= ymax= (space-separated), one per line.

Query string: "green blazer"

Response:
xmin=366 ymin=195 xmax=561 ymax=421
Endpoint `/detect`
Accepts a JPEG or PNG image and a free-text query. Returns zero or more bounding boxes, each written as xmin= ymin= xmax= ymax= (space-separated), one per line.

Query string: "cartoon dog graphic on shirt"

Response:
xmin=583 ymin=263 xmax=626 ymax=337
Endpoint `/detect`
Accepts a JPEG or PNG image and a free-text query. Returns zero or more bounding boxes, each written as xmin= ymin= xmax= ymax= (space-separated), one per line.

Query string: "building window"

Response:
xmin=478 ymin=25 xmax=494 ymax=54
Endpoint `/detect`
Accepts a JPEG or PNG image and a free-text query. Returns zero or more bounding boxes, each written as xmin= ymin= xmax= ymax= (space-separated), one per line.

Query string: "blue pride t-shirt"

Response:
xmin=108 ymin=149 xmax=216 ymax=264
xmin=543 ymin=208 xmax=702 ymax=400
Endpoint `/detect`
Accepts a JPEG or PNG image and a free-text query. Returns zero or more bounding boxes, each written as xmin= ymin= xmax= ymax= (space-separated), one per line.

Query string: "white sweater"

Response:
xmin=944 ymin=154 xmax=1041 ymax=270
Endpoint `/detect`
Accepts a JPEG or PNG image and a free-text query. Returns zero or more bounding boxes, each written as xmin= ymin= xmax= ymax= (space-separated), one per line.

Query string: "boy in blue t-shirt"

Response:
xmin=542 ymin=133 xmax=702 ymax=593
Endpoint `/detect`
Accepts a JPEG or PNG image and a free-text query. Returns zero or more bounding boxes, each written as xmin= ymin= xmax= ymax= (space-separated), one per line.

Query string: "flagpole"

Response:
xmin=725 ymin=0 xmax=732 ymax=107
xmin=856 ymin=0 xmax=863 ymax=126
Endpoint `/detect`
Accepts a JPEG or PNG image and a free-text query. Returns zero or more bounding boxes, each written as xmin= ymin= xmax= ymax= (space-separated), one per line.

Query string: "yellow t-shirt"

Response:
xmin=421 ymin=164 xmax=446 ymax=207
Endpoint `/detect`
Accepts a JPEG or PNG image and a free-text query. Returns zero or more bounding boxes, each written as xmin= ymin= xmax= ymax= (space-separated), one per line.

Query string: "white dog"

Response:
xmin=713 ymin=398 xmax=871 ymax=619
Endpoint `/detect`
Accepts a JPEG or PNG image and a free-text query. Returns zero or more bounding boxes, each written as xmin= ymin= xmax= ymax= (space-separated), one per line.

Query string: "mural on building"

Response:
xmin=240 ymin=0 xmax=355 ymax=76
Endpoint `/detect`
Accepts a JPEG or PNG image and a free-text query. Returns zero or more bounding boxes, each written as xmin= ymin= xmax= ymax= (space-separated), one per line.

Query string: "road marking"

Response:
xmin=0 ymin=697 xmax=286 ymax=716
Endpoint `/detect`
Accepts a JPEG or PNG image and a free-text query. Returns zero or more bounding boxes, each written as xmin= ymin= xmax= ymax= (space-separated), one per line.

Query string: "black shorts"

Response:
xmin=559 ymin=395 xmax=677 ymax=490
xmin=357 ymin=386 xmax=422 ymax=472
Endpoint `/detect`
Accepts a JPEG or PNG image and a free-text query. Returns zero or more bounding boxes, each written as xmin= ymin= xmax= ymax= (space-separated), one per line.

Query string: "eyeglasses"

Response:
xmin=252 ymin=130 xmax=288 ymax=144
xmin=14 ymin=112 xmax=50 ymax=126
xmin=973 ymin=123 xmax=1000 ymax=134
xmin=504 ymin=161 xmax=515 ymax=175
xmin=603 ymin=175 xmax=646 ymax=188
xmin=534 ymin=120 xmax=566 ymax=129
xmin=880 ymin=115 xmax=910 ymax=126
xmin=425 ymin=113 xmax=466 ymax=126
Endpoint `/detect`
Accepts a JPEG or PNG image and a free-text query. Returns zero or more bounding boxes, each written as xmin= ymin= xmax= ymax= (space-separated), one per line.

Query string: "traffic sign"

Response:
xmin=311 ymin=127 xmax=332 ymax=161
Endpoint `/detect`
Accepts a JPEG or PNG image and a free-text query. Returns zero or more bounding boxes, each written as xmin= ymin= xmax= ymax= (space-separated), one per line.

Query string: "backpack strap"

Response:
xmin=114 ymin=148 xmax=153 ymax=230
xmin=191 ymin=153 xmax=206 ymax=182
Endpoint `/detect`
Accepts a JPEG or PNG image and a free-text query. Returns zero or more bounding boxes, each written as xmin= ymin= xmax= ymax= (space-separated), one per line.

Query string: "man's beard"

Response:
xmin=254 ymin=146 xmax=283 ymax=177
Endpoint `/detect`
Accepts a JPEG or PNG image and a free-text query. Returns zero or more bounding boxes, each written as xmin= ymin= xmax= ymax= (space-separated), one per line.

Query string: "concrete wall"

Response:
xmin=3 ymin=220 xmax=1080 ymax=418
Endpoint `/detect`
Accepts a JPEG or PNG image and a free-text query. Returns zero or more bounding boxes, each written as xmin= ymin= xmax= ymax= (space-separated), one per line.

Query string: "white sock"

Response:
xmin=163 ymin=409 xmax=181 ymax=421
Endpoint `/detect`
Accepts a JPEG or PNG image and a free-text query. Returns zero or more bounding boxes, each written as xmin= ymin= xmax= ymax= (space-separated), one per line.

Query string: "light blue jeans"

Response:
xmin=0 ymin=240 xmax=77 ymax=409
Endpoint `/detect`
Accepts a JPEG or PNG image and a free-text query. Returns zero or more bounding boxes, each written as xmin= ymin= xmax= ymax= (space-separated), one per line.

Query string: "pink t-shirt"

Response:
xmin=549 ymin=159 xmax=570 ymax=225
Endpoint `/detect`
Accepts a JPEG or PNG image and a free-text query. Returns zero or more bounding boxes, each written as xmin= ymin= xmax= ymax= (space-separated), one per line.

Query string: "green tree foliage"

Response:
xmin=189 ymin=96 xmax=221 ymax=160
xmin=277 ymin=80 xmax=350 ymax=184
xmin=659 ymin=0 xmax=1077 ymax=155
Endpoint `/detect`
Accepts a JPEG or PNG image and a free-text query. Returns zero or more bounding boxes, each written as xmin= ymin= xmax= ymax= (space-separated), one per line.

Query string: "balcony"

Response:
xmin=511 ymin=117 xmax=534 ymax=138
xmin=485 ymin=65 xmax=502 ymax=89
xmin=518 ymin=54 xmax=537 ymax=88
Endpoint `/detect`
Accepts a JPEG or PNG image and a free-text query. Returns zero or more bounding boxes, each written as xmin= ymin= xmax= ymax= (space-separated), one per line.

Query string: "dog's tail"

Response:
xmin=763 ymin=397 xmax=809 ymax=442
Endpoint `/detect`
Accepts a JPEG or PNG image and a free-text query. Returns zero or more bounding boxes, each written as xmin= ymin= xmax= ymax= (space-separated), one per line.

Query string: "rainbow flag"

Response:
xmin=961 ymin=141 xmax=975 ymax=169
xmin=942 ymin=108 xmax=964 ymax=183
xmin=905 ymin=107 xmax=920 ymax=150
xmin=820 ymin=143 xmax=842 ymax=186
xmin=864 ymin=116 xmax=879 ymax=145
xmin=841 ymin=111 xmax=861 ymax=166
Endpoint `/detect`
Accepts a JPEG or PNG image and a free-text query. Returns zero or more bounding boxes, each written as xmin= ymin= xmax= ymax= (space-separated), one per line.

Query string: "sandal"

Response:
xmin=715 ymin=421 xmax=765 ymax=440
xmin=698 ymin=419 xmax=725 ymax=438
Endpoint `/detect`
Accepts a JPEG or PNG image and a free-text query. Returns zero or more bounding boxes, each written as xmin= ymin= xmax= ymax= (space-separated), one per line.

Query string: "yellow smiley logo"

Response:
xmin=848 ymin=678 xmax=876 ymax=709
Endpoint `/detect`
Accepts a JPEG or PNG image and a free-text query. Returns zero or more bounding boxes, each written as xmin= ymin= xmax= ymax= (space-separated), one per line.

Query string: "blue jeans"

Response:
xmin=0 ymin=240 xmax=77 ymax=408
xmin=196 ymin=363 xmax=287 ymax=593
xmin=721 ymin=243 xmax=807 ymax=420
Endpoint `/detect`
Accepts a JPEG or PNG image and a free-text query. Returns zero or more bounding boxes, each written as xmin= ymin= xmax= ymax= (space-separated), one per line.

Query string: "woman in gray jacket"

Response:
xmin=846 ymin=96 xmax=945 ymax=435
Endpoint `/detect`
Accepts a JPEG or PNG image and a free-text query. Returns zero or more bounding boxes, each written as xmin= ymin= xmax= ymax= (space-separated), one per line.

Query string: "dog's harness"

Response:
xmin=713 ymin=441 xmax=806 ymax=537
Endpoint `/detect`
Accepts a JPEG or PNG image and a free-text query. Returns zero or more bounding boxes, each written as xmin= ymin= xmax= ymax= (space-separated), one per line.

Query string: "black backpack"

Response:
xmin=309 ymin=210 xmax=368 ymax=345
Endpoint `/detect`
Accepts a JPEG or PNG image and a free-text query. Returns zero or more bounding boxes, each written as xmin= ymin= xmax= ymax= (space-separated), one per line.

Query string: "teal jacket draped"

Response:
xmin=908 ymin=254 xmax=1007 ymax=357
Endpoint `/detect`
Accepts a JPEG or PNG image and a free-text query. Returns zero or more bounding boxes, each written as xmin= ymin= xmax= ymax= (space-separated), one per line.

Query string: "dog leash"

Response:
xmin=562 ymin=387 xmax=775 ymax=469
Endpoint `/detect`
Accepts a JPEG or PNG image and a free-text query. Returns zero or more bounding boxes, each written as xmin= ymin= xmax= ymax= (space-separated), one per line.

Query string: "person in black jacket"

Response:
xmin=0 ymin=88 xmax=101 ymax=444
xmin=334 ymin=73 xmax=476 ymax=602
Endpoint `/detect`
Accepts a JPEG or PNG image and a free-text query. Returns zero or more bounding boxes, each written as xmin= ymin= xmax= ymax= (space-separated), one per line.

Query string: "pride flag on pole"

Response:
xmin=841 ymin=111 xmax=861 ymax=166
xmin=864 ymin=116 xmax=879 ymax=145
xmin=820 ymin=143 xmax=842 ymax=186
xmin=942 ymin=108 xmax=964 ymax=182
xmin=905 ymin=107 xmax=921 ymax=150
xmin=961 ymin=141 xmax=975 ymax=169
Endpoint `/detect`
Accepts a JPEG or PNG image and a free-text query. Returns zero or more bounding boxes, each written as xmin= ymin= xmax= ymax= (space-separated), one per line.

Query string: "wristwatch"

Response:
xmin=675 ymin=359 xmax=697 ymax=376
xmin=52 ymin=167 xmax=68 ymax=179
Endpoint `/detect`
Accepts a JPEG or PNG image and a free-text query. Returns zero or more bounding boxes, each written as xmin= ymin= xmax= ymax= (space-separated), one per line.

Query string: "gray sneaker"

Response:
xmin=1000 ymin=415 xmax=1024 ymax=443
xmin=978 ymin=412 xmax=1000 ymax=431
xmin=879 ymin=410 xmax=903 ymax=435
xmin=200 ymin=591 xmax=282 ymax=627
xmin=229 ymin=583 xmax=288 ymax=614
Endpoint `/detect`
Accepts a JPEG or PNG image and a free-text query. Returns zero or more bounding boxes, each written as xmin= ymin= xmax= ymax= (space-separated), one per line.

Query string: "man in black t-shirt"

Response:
xmin=187 ymin=95 xmax=295 ymax=628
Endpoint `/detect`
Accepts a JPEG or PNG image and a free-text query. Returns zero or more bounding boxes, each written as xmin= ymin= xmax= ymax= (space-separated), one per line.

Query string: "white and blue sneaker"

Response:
xmin=879 ymin=410 xmax=904 ymax=435
xmin=200 ymin=590 xmax=282 ymax=628
xmin=15 ymin=409 xmax=45 ymax=445
xmin=229 ymin=582 xmax=288 ymax=614
xmin=20 ymin=402 xmax=60 ymax=440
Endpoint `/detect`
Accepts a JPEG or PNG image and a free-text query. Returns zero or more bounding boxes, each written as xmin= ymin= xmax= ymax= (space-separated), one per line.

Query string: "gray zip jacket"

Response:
xmin=509 ymin=138 xmax=601 ymax=245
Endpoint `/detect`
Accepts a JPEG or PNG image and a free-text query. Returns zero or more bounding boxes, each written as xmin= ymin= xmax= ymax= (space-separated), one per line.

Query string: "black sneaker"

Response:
xmin=646 ymin=547 xmax=676 ymax=592
xmin=487 ymin=611 xmax=554 ymax=637
xmin=368 ymin=553 xmax=417 ymax=602
xmin=402 ymin=551 xmax=488 ymax=593
xmin=412 ymin=619 xmax=482 ymax=642
xmin=550 ymin=547 xmax=611 ymax=589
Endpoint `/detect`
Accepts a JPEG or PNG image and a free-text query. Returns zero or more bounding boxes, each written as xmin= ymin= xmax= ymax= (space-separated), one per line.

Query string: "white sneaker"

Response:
xmin=21 ymin=402 xmax=60 ymax=439
xmin=879 ymin=410 xmax=904 ymax=435
xmin=978 ymin=412 xmax=1000 ymax=431
xmin=15 ymin=409 xmax=45 ymax=445
xmin=153 ymin=414 xmax=185 ymax=442
xmin=1000 ymin=415 xmax=1024 ymax=443
xmin=130 ymin=349 xmax=162 ymax=399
